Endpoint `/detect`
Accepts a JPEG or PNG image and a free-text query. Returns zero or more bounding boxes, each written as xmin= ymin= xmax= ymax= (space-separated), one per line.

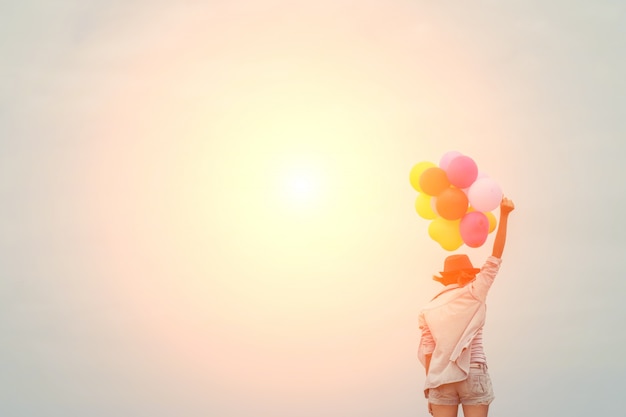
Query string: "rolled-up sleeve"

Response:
xmin=469 ymin=256 xmax=502 ymax=302
xmin=418 ymin=312 xmax=435 ymax=365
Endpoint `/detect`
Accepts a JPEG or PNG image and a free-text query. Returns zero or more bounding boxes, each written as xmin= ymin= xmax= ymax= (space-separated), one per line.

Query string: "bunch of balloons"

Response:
xmin=409 ymin=151 xmax=502 ymax=251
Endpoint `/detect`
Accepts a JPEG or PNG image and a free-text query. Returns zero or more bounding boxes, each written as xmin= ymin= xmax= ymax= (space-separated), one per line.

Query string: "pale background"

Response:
xmin=1 ymin=1 xmax=625 ymax=416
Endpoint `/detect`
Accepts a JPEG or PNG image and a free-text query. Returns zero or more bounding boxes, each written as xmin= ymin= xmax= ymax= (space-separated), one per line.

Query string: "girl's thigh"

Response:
xmin=461 ymin=404 xmax=489 ymax=417
xmin=430 ymin=404 xmax=459 ymax=417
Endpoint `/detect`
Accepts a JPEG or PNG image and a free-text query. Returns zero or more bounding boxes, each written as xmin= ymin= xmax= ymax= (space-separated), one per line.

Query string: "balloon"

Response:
xmin=460 ymin=211 xmax=489 ymax=248
xmin=409 ymin=161 xmax=436 ymax=192
xmin=463 ymin=172 xmax=488 ymax=193
xmin=430 ymin=196 xmax=439 ymax=217
xmin=428 ymin=217 xmax=463 ymax=251
xmin=419 ymin=167 xmax=450 ymax=196
xmin=411 ymin=152 xmax=504 ymax=251
xmin=467 ymin=206 xmax=496 ymax=233
xmin=446 ymin=155 xmax=478 ymax=189
xmin=415 ymin=193 xmax=437 ymax=220
xmin=435 ymin=187 xmax=469 ymax=220
xmin=485 ymin=211 xmax=497 ymax=233
xmin=439 ymin=151 xmax=463 ymax=171
xmin=468 ymin=177 xmax=503 ymax=212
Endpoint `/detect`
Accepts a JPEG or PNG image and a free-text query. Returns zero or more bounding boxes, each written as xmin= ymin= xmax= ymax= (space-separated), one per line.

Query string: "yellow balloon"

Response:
xmin=486 ymin=211 xmax=497 ymax=233
xmin=415 ymin=193 xmax=437 ymax=219
xmin=409 ymin=161 xmax=436 ymax=193
xmin=428 ymin=217 xmax=463 ymax=251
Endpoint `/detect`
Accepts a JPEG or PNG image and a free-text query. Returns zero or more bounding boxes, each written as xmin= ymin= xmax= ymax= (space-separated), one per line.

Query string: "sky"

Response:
xmin=1 ymin=1 xmax=625 ymax=416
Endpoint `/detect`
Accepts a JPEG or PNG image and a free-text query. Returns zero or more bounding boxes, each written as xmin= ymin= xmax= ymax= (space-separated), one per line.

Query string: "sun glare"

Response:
xmin=271 ymin=152 xmax=337 ymax=222
xmin=285 ymin=170 xmax=318 ymax=202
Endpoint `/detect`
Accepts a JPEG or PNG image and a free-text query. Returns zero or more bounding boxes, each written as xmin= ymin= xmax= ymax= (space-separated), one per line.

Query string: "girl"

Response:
xmin=418 ymin=197 xmax=515 ymax=417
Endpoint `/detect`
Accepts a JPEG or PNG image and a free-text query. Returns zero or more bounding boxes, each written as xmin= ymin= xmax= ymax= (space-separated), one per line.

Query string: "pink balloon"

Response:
xmin=468 ymin=177 xmax=502 ymax=212
xmin=439 ymin=151 xmax=463 ymax=171
xmin=430 ymin=196 xmax=439 ymax=217
xmin=460 ymin=211 xmax=489 ymax=247
xmin=446 ymin=155 xmax=478 ymax=188
xmin=463 ymin=173 xmax=487 ymax=193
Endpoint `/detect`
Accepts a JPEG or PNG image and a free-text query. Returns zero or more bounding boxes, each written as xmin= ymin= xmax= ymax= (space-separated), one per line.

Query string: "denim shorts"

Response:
xmin=428 ymin=363 xmax=495 ymax=406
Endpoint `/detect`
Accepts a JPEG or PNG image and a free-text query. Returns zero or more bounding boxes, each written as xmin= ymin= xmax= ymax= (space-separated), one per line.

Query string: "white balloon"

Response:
xmin=468 ymin=177 xmax=502 ymax=212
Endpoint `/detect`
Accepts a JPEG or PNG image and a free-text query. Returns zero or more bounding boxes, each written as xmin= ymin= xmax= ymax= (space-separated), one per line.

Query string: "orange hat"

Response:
xmin=440 ymin=254 xmax=480 ymax=276
xmin=433 ymin=254 xmax=481 ymax=285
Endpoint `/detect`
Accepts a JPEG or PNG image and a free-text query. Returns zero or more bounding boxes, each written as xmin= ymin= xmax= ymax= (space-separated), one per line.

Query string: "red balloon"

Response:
xmin=419 ymin=167 xmax=450 ymax=196
xmin=460 ymin=211 xmax=489 ymax=247
xmin=436 ymin=187 xmax=469 ymax=220
xmin=446 ymin=155 xmax=478 ymax=189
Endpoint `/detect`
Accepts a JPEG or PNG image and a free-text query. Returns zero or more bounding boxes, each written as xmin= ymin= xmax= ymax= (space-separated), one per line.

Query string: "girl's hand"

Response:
xmin=500 ymin=197 xmax=515 ymax=215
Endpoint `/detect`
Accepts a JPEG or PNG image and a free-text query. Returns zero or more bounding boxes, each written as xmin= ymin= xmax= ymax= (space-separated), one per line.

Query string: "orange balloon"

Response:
xmin=419 ymin=167 xmax=450 ymax=196
xmin=435 ymin=187 xmax=469 ymax=220
xmin=409 ymin=161 xmax=437 ymax=193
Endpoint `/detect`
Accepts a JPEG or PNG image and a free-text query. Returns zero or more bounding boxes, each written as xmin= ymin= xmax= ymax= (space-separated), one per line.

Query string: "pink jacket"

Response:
xmin=418 ymin=256 xmax=502 ymax=392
